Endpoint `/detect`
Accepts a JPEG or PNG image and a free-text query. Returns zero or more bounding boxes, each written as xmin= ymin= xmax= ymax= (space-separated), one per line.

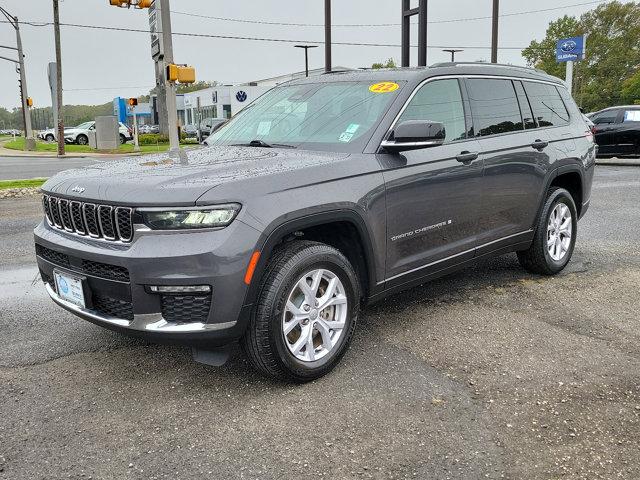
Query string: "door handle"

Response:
xmin=531 ymin=139 xmax=549 ymax=151
xmin=456 ymin=151 xmax=479 ymax=164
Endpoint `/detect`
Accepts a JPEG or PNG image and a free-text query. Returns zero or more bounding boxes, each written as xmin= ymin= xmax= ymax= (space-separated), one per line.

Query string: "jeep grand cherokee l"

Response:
xmin=35 ymin=64 xmax=595 ymax=382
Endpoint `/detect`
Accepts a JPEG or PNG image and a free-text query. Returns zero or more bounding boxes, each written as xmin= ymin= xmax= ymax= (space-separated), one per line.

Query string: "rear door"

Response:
xmin=591 ymin=109 xmax=621 ymax=154
xmin=381 ymin=78 xmax=483 ymax=284
xmin=465 ymin=77 xmax=552 ymax=252
xmin=615 ymin=109 xmax=640 ymax=155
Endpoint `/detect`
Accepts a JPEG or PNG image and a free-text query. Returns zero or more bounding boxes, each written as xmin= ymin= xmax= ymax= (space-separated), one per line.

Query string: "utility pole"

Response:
xmin=0 ymin=6 xmax=35 ymax=150
xmin=491 ymin=0 xmax=499 ymax=63
xmin=417 ymin=0 xmax=427 ymax=67
xmin=294 ymin=45 xmax=318 ymax=77
xmin=324 ymin=0 xmax=331 ymax=73
xmin=53 ymin=0 xmax=65 ymax=156
xmin=158 ymin=0 xmax=179 ymax=151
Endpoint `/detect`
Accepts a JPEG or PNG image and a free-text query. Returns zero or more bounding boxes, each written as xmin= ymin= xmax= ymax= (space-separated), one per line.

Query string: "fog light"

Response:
xmin=148 ymin=285 xmax=211 ymax=294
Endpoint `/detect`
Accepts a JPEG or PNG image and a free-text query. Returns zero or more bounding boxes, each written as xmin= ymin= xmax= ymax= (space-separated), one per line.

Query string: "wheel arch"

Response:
xmin=243 ymin=209 xmax=379 ymax=309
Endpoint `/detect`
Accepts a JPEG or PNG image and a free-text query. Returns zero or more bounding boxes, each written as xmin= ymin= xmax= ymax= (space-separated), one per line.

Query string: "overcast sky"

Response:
xmin=0 ymin=0 xmax=625 ymax=109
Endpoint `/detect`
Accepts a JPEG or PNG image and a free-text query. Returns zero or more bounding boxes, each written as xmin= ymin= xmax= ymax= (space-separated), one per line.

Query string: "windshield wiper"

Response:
xmin=232 ymin=140 xmax=296 ymax=149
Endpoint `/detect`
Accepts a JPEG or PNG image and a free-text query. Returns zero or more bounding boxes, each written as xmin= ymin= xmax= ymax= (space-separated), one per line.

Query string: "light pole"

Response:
xmin=294 ymin=45 xmax=318 ymax=77
xmin=53 ymin=0 xmax=65 ymax=156
xmin=324 ymin=0 xmax=331 ymax=73
xmin=443 ymin=49 xmax=463 ymax=62
xmin=0 ymin=6 xmax=36 ymax=150
xmin=491 ymin=0 xmax=499 ymax=63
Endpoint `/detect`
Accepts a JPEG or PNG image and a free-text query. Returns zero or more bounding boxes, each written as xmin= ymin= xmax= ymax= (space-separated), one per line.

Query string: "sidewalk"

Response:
xmin=596 ymin=157 xmax=640 ymax=167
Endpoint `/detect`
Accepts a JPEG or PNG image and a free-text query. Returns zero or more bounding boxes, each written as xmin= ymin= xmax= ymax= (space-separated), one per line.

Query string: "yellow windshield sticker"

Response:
xmin=369 ymin=82 xmax=399 ymax=93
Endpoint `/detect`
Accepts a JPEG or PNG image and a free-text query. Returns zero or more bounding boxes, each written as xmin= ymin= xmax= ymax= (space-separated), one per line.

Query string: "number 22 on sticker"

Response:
xmin=369 ymin=82 xmax=399 ymax=93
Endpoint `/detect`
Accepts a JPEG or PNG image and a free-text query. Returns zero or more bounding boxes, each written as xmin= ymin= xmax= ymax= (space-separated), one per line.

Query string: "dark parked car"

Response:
xmin=200 ymin=118 xmax=227 ymax=137
xmin=35 ymin=64 xmax=595 ymax=382
xmin=588 ymin=106 xmax=640 ymax=156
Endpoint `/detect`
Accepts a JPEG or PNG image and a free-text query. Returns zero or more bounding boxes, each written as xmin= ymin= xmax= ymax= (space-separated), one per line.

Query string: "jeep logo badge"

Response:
xmin=71 ymin=186 xmax=85 ymax=194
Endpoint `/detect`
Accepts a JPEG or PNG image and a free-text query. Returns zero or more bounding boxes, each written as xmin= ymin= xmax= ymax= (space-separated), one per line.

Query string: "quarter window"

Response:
xmin=623 ymin=110 xmax=640 ymax=122
xmin=466 ymin=79 xmax=524 ymax=136
xmin=396 ymin=79 xmax=467 ymax=143
xmin=523 ymin=81 xmax=570 ymax=127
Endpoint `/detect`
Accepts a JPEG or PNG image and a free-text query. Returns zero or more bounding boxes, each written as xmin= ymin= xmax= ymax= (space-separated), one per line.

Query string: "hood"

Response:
xmin=41 ymin=146 xmax=348 ymax=206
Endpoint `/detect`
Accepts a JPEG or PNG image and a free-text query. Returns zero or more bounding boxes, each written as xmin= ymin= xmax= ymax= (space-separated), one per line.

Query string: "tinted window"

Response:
xmin=523 ymin=81 xmax=570 ymax=127
xmin=397 ymin=79 xmax=466 ymax=143
xmin=513 ymin=81 xmax=536 ymax=129
xmin=591 ymin=110 xmax=618 ymax=125
xmin=467 ymin=79 xmax=523 ymax=136
xmin=623 ymin=110 xmax=640 ymax=122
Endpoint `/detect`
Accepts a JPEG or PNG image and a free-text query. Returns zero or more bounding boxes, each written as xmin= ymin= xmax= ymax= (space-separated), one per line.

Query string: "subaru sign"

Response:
xmin=556 ymin=36 xmax=585 ymax=62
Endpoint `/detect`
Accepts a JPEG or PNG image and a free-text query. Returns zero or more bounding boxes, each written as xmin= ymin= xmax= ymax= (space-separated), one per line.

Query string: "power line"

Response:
xmin=171 ymin=0 xmax=610 ymax=27
xmin=2 ymin=20 xmax=547 ymax=50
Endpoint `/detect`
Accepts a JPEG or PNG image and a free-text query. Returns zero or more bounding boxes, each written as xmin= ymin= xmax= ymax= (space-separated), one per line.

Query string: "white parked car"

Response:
xmin=38 ymin=128 xmax=57 ymax=142
xmin=64 ymin=121 xmax=132 ymax=145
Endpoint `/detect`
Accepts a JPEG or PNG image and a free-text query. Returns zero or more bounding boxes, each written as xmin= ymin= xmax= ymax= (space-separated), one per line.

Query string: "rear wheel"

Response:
xmin=45 ymin=134 xmax=54 ymax=142
xmin=517 ymin=187 xmax=577 ymax=275
xmin=119 ymin=133 xmax=126 ymax=145
xmin=76 ymin=134 xmax=88 ymax=145
xmin=241 ymin=241 xmax=360 ymax=382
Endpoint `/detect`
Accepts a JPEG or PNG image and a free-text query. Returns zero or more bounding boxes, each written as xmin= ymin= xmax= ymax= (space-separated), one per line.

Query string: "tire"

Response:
xmin=76 ymin=134 xmax=88 ymax=146
xmin=517 ymin=187 xmax=577 ymax=275
xmin=45 ymin=134 xmax=54 ymax=142
xmin=119 ymin=134 xmax=126 ymax=145
xmin=241 ymin=240 xmax=360 ymax=382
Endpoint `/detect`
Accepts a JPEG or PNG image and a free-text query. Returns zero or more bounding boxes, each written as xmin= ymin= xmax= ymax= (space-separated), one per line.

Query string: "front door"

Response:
xmin=381 ymin=78 xmax=483 ymax=285
xmin=615 ymin=109 xmax=640 ymax=155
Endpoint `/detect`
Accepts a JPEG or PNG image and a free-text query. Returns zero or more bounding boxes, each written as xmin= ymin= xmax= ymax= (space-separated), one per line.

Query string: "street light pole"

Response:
xmin=294 ymin=45 xmax=318 ymax=77
xmin=53 ymin=0 xmax=65 ymax=156
xmin=0 ymin=6 xmax=35 ymax=150
xmin=491 ymin=0 xmax=499 ymax=63
xmin=443 ymin=49 xmax=463 ymax=62
xmin=324 ymin=0 xmax=331 ymax=73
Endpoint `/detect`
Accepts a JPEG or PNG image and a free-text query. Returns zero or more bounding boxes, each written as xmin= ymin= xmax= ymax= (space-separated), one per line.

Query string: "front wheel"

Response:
xmin=76 ymin=134 xmax=88 ymax=145
xmin=45 ymin=134 xmax=54 ymax=142
xmin=241 ymin=241 xmax=360 ymax=382
xmin=517 ymin=187 xmax=577 ymax=275
xmin=119 ymin=134 xmax=126 ymax=145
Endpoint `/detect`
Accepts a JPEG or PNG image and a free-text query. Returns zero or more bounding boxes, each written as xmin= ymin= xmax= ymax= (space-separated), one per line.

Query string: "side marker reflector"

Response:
xmin=244 ymin=251 xmax=261 ymax=285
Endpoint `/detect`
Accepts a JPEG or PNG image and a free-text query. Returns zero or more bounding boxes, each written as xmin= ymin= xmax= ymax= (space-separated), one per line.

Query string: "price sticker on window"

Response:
xmin=369 ymin=82 xmax=400 ymax=93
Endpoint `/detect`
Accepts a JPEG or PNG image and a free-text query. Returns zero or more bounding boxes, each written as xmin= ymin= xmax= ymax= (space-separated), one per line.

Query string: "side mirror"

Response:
xmin=381 ymin=120 xmax=446 ymax=152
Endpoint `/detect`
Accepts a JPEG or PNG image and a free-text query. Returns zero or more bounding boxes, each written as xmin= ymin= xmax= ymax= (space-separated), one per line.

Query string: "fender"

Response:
xmin=241 ymin=208 xmax=380 ymax=310
xmin=532 ymin=161 xmax=585 ymax=231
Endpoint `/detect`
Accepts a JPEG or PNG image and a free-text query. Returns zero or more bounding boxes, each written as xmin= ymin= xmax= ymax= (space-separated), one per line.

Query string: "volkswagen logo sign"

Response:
xmin=236 ymin=90 xmax=248 ymax=103
xmin=71 ymin=185 xmax=85 ymax=194
xmin=561 ymin=40 xmax=577 ymax=52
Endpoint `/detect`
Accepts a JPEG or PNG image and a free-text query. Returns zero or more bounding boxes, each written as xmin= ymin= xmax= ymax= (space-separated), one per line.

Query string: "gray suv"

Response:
xmin=34 ymin=64 xmax=596 ymax=382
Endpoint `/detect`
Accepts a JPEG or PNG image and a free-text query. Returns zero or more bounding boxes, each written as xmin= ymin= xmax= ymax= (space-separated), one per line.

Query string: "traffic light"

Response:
xmin=108 ymin=0 xmax=131 ymax=7
xmin=128 ymin=97 xmax=138 ymax=107
xmin=108 ymin=0 xmax=152 ymax=7
xmin=136 ymin=0 xmax=153 ymax=8
xmin=166 ymin=64 xmax=196 ymax=84
xmin=26 ymin=97 xmax=33 ymax=107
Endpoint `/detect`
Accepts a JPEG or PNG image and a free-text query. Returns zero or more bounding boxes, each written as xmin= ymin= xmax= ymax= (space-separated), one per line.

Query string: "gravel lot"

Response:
xmin=1 ymin=166 xmax=639 ymax=480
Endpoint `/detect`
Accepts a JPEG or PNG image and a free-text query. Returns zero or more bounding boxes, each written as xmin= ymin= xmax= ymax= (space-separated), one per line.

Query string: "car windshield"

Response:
xmin=75 ymin=122 xmax=93 ymax=130
xmin=205 ymin=80 xmax=405 ymax=152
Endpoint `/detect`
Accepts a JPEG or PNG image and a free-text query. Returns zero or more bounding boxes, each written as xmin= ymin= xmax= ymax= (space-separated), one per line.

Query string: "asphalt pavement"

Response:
xmin=0 ymin=156 xmax=101 ymax=181
xmin=1 ymin=166 xmax=639 ymax=479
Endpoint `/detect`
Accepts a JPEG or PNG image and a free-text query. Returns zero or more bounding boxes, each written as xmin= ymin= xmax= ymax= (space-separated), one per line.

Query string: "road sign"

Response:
xmin=148 ymin=1 xmax=163 ymax=60
xmin=556 ymin=36 xmax=586 ymax=62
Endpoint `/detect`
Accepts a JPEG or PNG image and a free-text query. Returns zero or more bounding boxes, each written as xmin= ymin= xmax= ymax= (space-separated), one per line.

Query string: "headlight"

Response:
xmin=140 ymin=204 xmax=241 ymax=230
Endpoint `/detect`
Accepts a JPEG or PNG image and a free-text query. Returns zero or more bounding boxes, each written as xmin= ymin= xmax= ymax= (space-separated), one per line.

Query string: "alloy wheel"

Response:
xmin=282 ymin=268 xmax=348 ymax=362
xmin=547 ymin=202 xmax=572 ymax=261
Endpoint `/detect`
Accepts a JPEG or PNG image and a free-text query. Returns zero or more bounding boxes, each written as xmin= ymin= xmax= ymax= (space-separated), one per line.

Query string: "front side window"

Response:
xmin=524 ymin=81 xmax=570 ymax=127
xmin=396 ymin=79 xmax=466 ymax=143
xmin=206 ymin=81 xmax=404 ymax=152
xmin=623 ymin=110 xmax=640 ymax=122
xmin=467 ymin=79 xmax=524 ymax=137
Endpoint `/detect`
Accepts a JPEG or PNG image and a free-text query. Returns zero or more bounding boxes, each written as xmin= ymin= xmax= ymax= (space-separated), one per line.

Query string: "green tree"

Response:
xmin=621 ymin=70 xmax=640 ymax=104
xmin=522 ymin=1 xmax=640 ymax=112
xmin=372 ymin=58 xmax=397 ymax=69
xmin=176 ymin=80 xmax=219 ymax=94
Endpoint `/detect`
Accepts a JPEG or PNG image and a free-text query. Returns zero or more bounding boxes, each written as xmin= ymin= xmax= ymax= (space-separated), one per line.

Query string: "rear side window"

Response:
xmin=397 ymin=79 xmax=467 ymax=143
xmin=523 ymin=81 xmax=570 ymax=127
xmin=466 ymin=79 xmax=524 ymax=136
xmin=592 ymin=110 xmax=619 ymax=125
xmin=623 ymin=110 xmax=640 ymax=122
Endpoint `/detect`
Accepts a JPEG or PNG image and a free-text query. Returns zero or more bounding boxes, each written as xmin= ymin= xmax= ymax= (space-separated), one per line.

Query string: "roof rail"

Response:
xmin=430 ymin=61 xmax=547 ymax=74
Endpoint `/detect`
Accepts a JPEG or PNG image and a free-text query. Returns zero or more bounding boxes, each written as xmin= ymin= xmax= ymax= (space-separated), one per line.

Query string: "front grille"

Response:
xmin=36 ymin=244 xmax=129 ymax=283
xmin=42 ymin=195 xmax=133 ymax=243
xmin=92 ymin=295 xmax=134 ymax=320
xmin=161 ymin=294 xmax=212 ymax=324
xmin=35 ymin=244 xmax=70 ymax=267
xmin=81 ymin=259 xmax=130 ymax=282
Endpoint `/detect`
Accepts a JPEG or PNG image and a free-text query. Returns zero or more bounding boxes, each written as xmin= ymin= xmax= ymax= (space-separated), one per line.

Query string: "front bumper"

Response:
xmin=34 ymin=217 xmax=260 ymax=346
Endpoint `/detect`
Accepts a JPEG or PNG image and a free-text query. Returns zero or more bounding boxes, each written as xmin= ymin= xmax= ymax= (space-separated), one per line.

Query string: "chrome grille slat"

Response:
xmin=42 ymin=195 xmax=133 ymax=243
